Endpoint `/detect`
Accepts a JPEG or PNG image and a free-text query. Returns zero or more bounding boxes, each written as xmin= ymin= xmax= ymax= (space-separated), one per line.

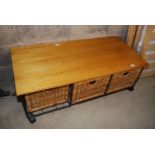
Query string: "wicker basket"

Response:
xmin=106 ymin=67 xmax=142 ymax=93
xmin=72 ymin=76 xmax=110 ymax=104
xmin=25 ymin=85 xmax=69 ymax=112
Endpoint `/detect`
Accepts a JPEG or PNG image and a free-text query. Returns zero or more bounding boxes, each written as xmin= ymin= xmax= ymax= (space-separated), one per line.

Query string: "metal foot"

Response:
xmin=128 ymin=87 xmax=134 ymax=91
xmin=68 ymin=99 xmax=72 ymax=106
xmin=27 ymin=112 xmax=36 ymax=123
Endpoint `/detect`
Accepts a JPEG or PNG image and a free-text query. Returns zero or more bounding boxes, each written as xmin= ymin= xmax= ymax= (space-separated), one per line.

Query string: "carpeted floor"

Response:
xmin=0 ymin=77 xmax=155 ymax=129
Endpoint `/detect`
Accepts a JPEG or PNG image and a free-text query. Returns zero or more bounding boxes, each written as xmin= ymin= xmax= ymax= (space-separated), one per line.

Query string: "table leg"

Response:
xmin=128 ymin=87 xmax=134 ymax=91
xmin=26 ymin=112 xmax=36 ymax=123
xmin=128 ymin=67 xmax=144 ymax=92
xmin=18 ymin=96 xmax=36 ymax=123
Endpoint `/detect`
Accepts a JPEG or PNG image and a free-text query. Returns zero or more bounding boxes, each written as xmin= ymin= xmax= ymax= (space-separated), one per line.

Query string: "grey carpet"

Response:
xmin=0 ymin=77 xmax=155 ymax=129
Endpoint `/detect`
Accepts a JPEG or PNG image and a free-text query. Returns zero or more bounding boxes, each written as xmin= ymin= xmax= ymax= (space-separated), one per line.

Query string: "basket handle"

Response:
xmin=89 ymin=80 xmax=96 ymax=84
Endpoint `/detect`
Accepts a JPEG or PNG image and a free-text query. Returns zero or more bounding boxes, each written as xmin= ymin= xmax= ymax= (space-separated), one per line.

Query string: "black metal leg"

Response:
xmin=19 ymin=96 xmax=36 ymax=123
xmin=23 ymin=102 xmax=36 ymax=123
xmin=68 ymin=99 xmax=72 ymax=106
xmin=23 ymin=103 xmax=36 ymax=123
xmin=128 ymin=87 xmax=134 ymax=91
xmin=128 ymin=67 xmax=144 ymax=92
xmin=27 ymin=112 xmax=36 ymax=123
xmin=68 ymin=84 xmax=74 ymax=106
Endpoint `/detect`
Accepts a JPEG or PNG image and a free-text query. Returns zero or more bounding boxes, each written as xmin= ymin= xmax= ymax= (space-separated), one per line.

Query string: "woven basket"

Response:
xmin=72 ymin=76 xmax=110 ymax=104
xmin=25 ymin=85 xmax=69 ymax=112
xmin=107 ymin=67 xmax=142 ymax=93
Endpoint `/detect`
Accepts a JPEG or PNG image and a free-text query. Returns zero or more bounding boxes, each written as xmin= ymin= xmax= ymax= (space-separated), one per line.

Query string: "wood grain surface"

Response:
xmin=11 ymin=36 xmax=147 ymax=96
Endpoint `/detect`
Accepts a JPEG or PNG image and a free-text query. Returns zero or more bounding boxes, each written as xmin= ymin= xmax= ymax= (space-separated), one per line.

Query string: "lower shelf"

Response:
xmin=23 ymin=85 xmax=135 ymax=123
xmin=21 ymin=66 xmax=143 ymax=123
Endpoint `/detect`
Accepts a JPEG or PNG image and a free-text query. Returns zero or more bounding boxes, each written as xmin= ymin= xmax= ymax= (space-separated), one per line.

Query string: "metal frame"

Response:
xmin=18 ymin=67 xmax=144 ymax=123
xmin=68 ymin=84 xmax=74 ymax=106
xmin=18 ymin=95 xmax=70 ymax=123
xmin=104 ymin=75 xmax=113 ymax=94
xmin=17 ymin=96 xmax=36 ymax=123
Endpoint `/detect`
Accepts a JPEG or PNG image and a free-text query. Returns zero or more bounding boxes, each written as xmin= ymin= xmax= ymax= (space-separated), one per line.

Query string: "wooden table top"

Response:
xmin=11 ymin=36 xmax=147 ymax=96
